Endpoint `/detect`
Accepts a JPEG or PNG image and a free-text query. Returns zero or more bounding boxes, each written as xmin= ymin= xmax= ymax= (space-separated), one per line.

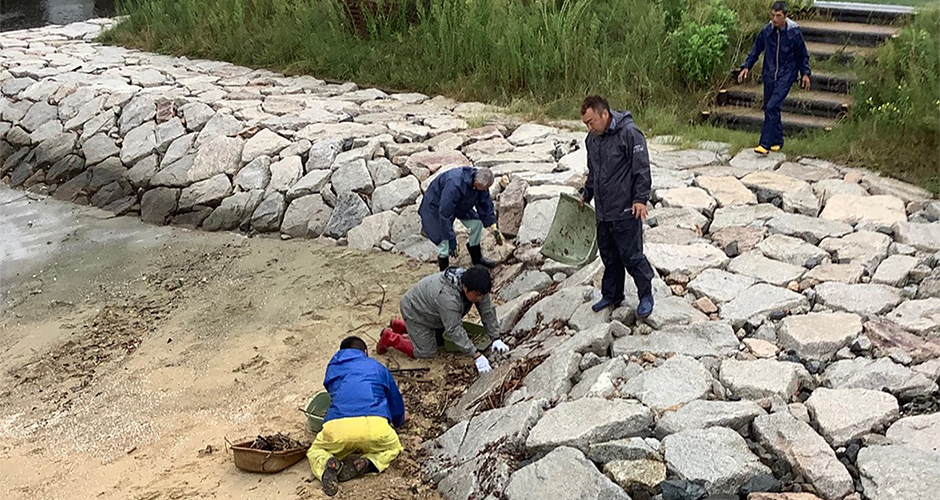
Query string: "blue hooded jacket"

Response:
xmin=742 ymin=19 xmax=811 ymax=84
xmin=322 ymin=349 xmax=405 ymax=428
xmin=418 ymin=167 xmax=497 ymax=244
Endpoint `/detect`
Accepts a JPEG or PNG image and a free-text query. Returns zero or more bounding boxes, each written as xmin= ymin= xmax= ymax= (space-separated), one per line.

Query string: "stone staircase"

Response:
xmin=705 ymin=1 xmax=915 ymax=134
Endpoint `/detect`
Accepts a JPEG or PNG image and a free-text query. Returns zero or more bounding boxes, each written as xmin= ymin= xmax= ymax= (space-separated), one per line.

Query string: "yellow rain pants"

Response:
xmin=306 ymin=416 xmax=403 ymax=480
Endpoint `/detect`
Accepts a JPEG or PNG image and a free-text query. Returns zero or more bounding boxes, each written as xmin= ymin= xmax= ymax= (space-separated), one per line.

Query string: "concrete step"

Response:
xmin=718 ymin=85 xmax=852 ymax=119
xmin=812 ymin=1 xmax=915 ymax=25
xmin=704 ymin=105 xmax=840 ymax=133
xmin=806 ymin=41 xmax=876 ymax=61
xmin=808 ymin=71 xmax=857 ymax=94
xmin=800 ymin=20 xmax=899 ymax=47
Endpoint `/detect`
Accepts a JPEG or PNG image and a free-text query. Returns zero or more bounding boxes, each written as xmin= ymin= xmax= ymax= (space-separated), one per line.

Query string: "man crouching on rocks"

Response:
xmin=580 ymin=95 xmax=656 ymax=319
xmin=376 ymin=265 xmax=510 ymax=374
xmin=308 ymin=336 xmax=406 ymax=497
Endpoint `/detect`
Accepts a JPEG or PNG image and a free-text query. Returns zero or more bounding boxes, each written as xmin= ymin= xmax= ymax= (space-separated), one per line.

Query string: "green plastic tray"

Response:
xmin=540 ymin=193 xmax=598 ymax=267
xmin=444 ymin=321 xmax=492 ymax=352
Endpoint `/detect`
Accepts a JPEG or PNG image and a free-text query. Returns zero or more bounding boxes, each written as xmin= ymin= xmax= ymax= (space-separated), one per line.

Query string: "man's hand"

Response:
xmin=490 ymin=339 xmax=510 ymax=354
xmin=449 ymin=238 xmax=458 ymax=258
xmin=489 ymin=224 xmax=504 ymax=245
xmin=738 ymin=68 xmax=749 ymax=84
xmin=474 ymin=354 xmax=492 ymax=374
xmin=579 ymin=193 xmax=585 ymax=208
xmin=632 ymin=202 xmax=648 ymax=221
xmin=801 ymin=74 xmax=811 ymax=90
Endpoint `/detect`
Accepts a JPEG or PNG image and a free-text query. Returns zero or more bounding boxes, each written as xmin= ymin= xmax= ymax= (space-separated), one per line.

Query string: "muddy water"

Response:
xmin=1 ymin=0 xmax=115 ymax=32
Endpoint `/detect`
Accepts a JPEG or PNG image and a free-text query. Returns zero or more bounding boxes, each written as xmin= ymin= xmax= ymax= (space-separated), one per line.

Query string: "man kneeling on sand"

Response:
xmin=307 ymin=336 xmax=407 ymax=497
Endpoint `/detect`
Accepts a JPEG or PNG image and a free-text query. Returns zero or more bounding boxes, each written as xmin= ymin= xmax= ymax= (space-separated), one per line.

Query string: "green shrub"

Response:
xmin=667 ymin=0 xmax=737 ymax=87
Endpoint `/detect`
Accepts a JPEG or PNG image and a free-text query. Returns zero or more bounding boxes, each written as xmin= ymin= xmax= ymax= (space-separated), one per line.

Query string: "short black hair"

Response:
xmin=771 ymin=1 xmax=788 ymax=13
xmin=580 ymin=95 xmax=610 ymax=116
xmin=461 ymin=265 xmax=492 ymax=295
xmin=340 ymin=336 xmax=367 ymax=352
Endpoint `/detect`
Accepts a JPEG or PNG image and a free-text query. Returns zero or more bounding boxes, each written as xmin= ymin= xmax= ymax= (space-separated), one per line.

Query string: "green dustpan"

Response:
xmin=444 ymin=321 xmax=492 ymax=352
xmin=540 ymin=193 xmax=598 ymax=267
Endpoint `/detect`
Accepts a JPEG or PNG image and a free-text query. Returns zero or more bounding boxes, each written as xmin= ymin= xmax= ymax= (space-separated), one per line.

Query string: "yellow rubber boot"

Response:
xmin=770 ymin=145 xmax=782 ymax=152
xmin=753 ymin=145 xmax=770 ymax=155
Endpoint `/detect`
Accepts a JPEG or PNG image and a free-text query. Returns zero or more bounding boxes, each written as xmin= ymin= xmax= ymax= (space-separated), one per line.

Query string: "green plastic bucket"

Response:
xmin=444 ymin=321 xmax=492 ymax=352
xmin=540 ymin=193 xmax=598 ymax=267
xmin=304 ymin=391 xmax=331 ymax=433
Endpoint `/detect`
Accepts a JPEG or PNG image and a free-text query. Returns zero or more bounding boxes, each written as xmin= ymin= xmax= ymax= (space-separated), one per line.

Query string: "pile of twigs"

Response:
xmin=248 ymin=433 xmax=309 ymax=451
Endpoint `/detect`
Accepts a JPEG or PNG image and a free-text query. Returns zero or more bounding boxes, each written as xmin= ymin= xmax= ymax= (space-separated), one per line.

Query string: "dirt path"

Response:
xmin=0 ymin=188 xmax=455 ymax=499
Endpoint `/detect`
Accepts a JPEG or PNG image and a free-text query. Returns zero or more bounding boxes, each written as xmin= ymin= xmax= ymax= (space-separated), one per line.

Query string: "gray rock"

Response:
xmin=776 ymin=160 xmax=840 ymax=182
xmin=46 ymin=155 xmax=85 ymax=183
xmin=757 ymin=234 xmax=829 ymax=268
xmin=719 ymin=359 xmax=810 ymax=400
xmin=645 ymin=243 xmax=730 ymax=276
xmin=511 ymin=286 xmax=590 ymax=336
xmin=286 ymin=168 xmax=331 ymax=202
xmin=821 ymin=194 xmax=906 ymax=232
xmin=648 ymin=206 xmax=709 ymax=232
xmin=324 ymin=191 xmax=371 ymax=238
xmin=87 ymin=159 xmax=128 ymax=191
xmin=52 ymin=172 xmax=89 ymax=202
xmin=720 ymin=283 xmax=809 ymax=328
xmin=20 ymin=101 xmax=58 ymax=132
xmin=695 ymin=175 xmax=757 ymax=207
xmin=893 ymin=221 xmax=940 ymax=253
xmin=195 ymin=113 xmax=242 ymax=145
xmin=180 ymin=102 xmax=214 ymax=132
xmin=280 ymin=194 xmax=332 ymax=238
xmin=506 ymin=123 xmax=556 ymax=146
xmin=568 ymin=301 xmax=613 ymax=332
xmin=495 ymin=291 xmax=539 ymax=336
xmin=885 ymin=298 xmax=940 ymax=335
xmin=331 ymin=159 xmax=374 ymax=194
xmin=390 ymin=205 xmax=422 ymax=244
xmin=659 ymin=186 xmax=718 ymax=215
xmin=500 ymin=271 xmax=553 ymax=302
xmin=81 ymin=133 xmax=120 ymax=166
xmin=605 ymin=458 xmax=666 ymax=493
xmin=305 ymin=136 xmax=343 ymax=171
xmin=653 ymin=149 xmax=721 ymax=170
xmin=526 ymin=398 xmax=653 ymax=453
xmin=91 ymin=180 xmax=130 ymax=208
xmin=119 ymin=96 xmax=156 ymax=136
xmin=918 ymin=268 xmax=940 ymax=299
xmin=805 ymin=388 xmax=899 ymax=446
xmin=862 ymin=174 xmax=934 ymax=204
xmin=710 ymin=204 xmax=783 ymax=233
xmin=162 ymin=132 xmax=196 ymax=168
xmin=857 ymin=445 xmax=940 ymax=500
xmin=179 ymin=173 xmax=232 ymax=210
xmin=569 ymin=357 xmax=633 ymax=400
xmin=821 ymin=357 xmax=938 ymax=398
xmin=645 ymin=296 xmax=709 ymax=329
xmin=752 ymin=412 xmax=855 ymax=500
xmin=140 ymin=187 xmax=179 ymax=225
xmin=663 ymin=427 xmax=771 ymax=497
xmin=521 ymin=348 xmax=582 ymax=402
xmin=815 ymin=282 xmax=902 ymax=317
xmin=727 ymin=251 xmax=805 ymax=286
xmin=150 ymin=154 xmax=196 ymax=187
xmin=504 ymin=447 xmax=630 ymax=500
xmin=498 ymin=177 xmax=527 ymax=238
xmin=621 ymin=355 xmax=712 ymax=411
xmin=154 ymin=118 xmax=185 ymax=153
xmin=814 ymin=178 xmax=870 ymax=204
xmin=347 ymin=211 xmax=397 ymax=250
xmin=372 ymin=175 xmax=420 ymax=213
xmin=241 ymin=128 xmax=290 ymax=163
xmin=392 ymin=234 xmax=438 ymax=262
xmin=367 ymin=157 xmax=401 ymax=186
xmin=804 ymin=263 xmax=866 ymax=284
xmin=250 ymin=191 xmax=286 ymax=232
xmin=30 ymin=120 xmax=63 ymax=144
xmin=872 ymin=254 xmax=920 ymax=287
xmin=612 ymin=322 xmax=739 ymax=359
xmin=819 ymin=231 xmax=891 ymax=272
xmin=765 ymin=212 xmax=853 ymax=245
xmin=885 ymin=413 xmax=940 ymax=453
xmin=645 ymin=226 xmax=702 ymax=245
xmin=202 ymin=190 xmax=264 ymax=231
xmin=126 ymin=155 xmax=158 ymax=188
xmin=445 ymin=364 xmax=515 ymax=424
xmin=516 ymin=198 xmax=558 ymax=244
xmin=267 ymin=155 xmax=304 ymax=193
xmin=120 ymin=121 xmax=156 ymax=165
xmin=234 ymin=156 xmax=272 ymax=192
xmin=687 ymin=268 xmax=756 ymax=304
xmin=777 ymin=312 xmax=863 ymax=361
xmin=35 ymin=132 xmax=76 ymax=166
xmin=188 ymin=136 xmax=243 ymax=184
xmin=588 ymin=437 xmax=662 ymax=464
xmin=655 ymin=399 xmax=766 ymax=438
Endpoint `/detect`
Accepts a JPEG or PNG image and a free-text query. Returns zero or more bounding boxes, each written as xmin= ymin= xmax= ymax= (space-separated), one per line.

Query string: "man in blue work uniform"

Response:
xmin=579 ymin=95 xmax=655 ymax=318
xmin=419 ymin=166 xmax=504 ymax=271
xmin=738 ymin=1 xmax=811 ymax=155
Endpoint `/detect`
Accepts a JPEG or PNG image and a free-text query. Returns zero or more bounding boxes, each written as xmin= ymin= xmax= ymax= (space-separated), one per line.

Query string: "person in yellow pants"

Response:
xmin=306 ymin=336 xmax=407 ymax=497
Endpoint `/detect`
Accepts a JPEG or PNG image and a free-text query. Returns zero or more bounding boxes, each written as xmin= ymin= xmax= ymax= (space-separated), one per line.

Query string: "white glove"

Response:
xmin=475 ymin=355 xmax=492 ymax=374
xmin=491 ymin=339 xmax=510 ymax=354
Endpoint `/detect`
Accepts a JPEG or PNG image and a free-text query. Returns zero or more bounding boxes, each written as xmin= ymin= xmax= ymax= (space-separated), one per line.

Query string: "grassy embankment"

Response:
xmin=102 ymin=0 xmax=939 ymax=193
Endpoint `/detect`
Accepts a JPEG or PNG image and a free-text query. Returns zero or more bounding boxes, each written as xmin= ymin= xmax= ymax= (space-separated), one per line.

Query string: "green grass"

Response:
xmin=101 ymin=0 xmax=939 ymax=194
xmin=837 ymin=0 xmax=939 ymax=7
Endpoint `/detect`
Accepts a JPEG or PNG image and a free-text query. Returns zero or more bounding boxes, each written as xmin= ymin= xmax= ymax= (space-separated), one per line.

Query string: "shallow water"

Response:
xmin=0 ymin=0 xmax=115 ymax=32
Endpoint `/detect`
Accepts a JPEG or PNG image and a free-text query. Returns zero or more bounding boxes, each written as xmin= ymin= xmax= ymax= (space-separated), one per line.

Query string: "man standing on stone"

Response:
xmin=375 ymin=265 xmax=509 ymax=374
xmin=580 ymin=95 xmax=655 ymax=318
xmin=737 ymin=1 xmax=811 ymax=155
xmin=419 ymin=166 xmax=504 ymax=271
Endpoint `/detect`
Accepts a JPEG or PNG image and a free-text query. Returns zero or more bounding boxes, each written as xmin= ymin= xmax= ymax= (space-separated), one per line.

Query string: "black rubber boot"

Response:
xmin=438 ymin=256 xmax=450 ymax=271
xmin=467 ymin=244 xmax=497 ymax=268
xmin=321 ymin=457 xmax=342 ymax=497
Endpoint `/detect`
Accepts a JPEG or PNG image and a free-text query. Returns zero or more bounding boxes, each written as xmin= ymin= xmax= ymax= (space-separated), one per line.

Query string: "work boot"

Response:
xmin=637 ymin=294 xmax=654 ymax=319
xmin=467 ymin=244 xmax=497 ymax=269
xmin=376 ymin=328 xmax=415 ymax=358
xmin=753 ymin=145 xmax=770 ymax=155
xmin=338 ymin=455 xmax=373 ymax=482
xmin=770 ymin=145 xmax=782 ymax=152
xmin=321 ymin=457 xmax=343 ymax=497
xmin=591 ymin=297 xmax=622 ymax=313
xmin=438 ymin=256 xmax=450 ymax=272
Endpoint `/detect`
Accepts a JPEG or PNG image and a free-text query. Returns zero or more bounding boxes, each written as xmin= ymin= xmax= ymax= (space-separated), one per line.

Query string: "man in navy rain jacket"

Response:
xmin=306 ymin=336 xmax=406 ymax=497
xmin=419 ymin=166 xmax=503 ymax=271
xmin=579 ymin=95 xmax=656 ymax=318
xmin=738 ymin=1 xmax=811 ymax=154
